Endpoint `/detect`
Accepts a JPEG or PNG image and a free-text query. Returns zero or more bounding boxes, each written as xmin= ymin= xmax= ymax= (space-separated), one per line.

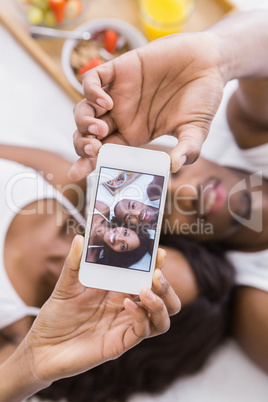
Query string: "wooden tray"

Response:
xmin=0 ymin=0 xmax=238 ymax=104
xmin=103 ymin=172 xmax=141 ymax=196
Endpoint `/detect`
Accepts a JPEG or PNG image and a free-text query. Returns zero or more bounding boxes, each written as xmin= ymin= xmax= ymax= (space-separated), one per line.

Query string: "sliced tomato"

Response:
xmin=104 ymin=30 xmax=119 ymax=53
xmin=78 ymin=58 xmax=103 ymax=76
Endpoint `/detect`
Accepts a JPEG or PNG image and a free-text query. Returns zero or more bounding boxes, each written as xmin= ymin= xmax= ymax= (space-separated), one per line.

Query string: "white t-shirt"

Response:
xmin=202 ymin=80 xmax=268 ymax=292
xmin=0 ymin=159 xmax=85 ymax=329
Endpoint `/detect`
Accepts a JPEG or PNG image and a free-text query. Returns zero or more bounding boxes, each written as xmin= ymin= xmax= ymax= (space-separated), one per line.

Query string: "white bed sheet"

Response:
xmin=1 ymin=1 xmax=268 ymax=400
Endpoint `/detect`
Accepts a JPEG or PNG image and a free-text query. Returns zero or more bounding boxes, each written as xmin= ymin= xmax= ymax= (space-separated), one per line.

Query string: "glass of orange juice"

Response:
xmin=138 ymin=0 xmax=195 ymax=40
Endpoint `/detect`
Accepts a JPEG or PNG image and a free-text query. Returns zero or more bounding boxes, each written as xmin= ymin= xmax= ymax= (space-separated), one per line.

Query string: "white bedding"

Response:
xmin=1 ymin=1 xmax=268 ymax=400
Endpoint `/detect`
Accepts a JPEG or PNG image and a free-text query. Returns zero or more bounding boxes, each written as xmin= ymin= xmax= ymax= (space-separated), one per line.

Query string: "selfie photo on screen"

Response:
xmin=85 ymin=167 xmax=164 ymax=271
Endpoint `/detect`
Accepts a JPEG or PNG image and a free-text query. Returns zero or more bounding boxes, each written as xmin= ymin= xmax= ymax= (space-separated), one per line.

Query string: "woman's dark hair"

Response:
xmin=99 ymin=217 xmax=153 ymax=268
xmin=38 ymin=236 xmax=235 ymax=402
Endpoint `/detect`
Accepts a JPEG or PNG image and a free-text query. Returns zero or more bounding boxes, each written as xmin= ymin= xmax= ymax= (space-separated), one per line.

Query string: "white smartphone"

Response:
xmin=79 ymin=144 xmax=170 ymax=295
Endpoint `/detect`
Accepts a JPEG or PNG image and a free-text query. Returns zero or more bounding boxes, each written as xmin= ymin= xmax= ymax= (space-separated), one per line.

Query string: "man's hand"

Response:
xmin=69 ymin=31 xmax=225 ymax=180
xmin=25 ymin=236 xmax=181 ymax=384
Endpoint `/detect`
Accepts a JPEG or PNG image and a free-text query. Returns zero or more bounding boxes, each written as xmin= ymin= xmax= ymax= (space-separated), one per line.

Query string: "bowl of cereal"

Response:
xmin=61 ymin=18 xmax=147 ymax=94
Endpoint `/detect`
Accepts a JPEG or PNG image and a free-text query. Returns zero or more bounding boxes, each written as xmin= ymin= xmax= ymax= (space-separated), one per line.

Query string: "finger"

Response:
xmin=170 ymin=126 xmax=207 ymax=173
xmin=102 ymin=133 xmax=130 ymax=146
xmin=124 ymin=298 xmax=151 ymax=339
xmin=73 ymin=129 xmax=102 ymax=157
xmin=70 ymin=132 xmax=130 ymax=181
xmin=155 ymin=248 xmax=167 ymax=270
xmin=96 ymin=113 xmax=118 ymax=137
xmin=139 ymin=288 xmax=171 ymax=336
xmin=73 ymin=99 xmax=110 ymax=136
xmin=82 ymin=61 xmax=115 ymax=109
xmin=54 ymin=235 xmax=84 ymax=294
xmin=152 ymin=269 xmax=181 ymax=317
xmin=68 ymin=157 xmax=97 ymax=181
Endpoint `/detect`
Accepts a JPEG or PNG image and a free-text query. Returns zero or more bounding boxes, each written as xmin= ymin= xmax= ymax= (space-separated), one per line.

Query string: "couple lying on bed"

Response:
xmin=1 ymin=10 xmax=268 ymax=402
xmin=85 ymin=180 xmax=160 ymax=267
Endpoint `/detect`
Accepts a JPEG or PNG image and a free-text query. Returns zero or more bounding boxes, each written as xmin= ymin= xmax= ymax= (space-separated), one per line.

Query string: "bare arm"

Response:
xmin=0 ymin=144 xmax=86 ymax=207
xmin=147 ymin=176 xmax=163 ymax=201
xmin=227 ymin=79 xmax=268 ymax=149
xmin=207 ymin=12 xmax=268 ymax=149
xmin=95 ymin=200 xmax=110 ymax=219
xmin=232 ymin=286 xmax=268 ymax=372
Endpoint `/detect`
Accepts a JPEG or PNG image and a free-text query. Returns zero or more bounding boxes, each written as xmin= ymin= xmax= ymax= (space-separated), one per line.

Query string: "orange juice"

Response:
xmin=139 ymin=0 xmax=194 ymax=40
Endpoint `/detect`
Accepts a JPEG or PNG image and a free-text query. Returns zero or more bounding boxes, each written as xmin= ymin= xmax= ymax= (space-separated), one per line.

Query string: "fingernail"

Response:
xmin=96 ymin=98 xmax=107 ymax=109
xmin=160 ymin=249 xmax=167 ymax=261
xmin=84 ymin=144 xmax=93 ymax=156
xmin=88 ymin=124 xmax=99 ymax=135
xmin=178 ymin=155 xmax=187 ymax=169
xmin=146 ymin=289 xmax=157 ymax=302
xmin=159 ymin=271 xmax=165 ymax=285
xmin=71 ymin=235 xmax=77 ymax=247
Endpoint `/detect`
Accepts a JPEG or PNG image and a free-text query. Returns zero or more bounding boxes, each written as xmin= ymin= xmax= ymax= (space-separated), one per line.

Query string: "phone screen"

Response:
xmin=85 ymin=166 xmax=164 ymax=271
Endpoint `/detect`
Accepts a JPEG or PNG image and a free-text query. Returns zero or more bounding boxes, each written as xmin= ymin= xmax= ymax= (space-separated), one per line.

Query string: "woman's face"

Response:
xmin=103 ymin=226 xmax=140 ymax=252
xmin=164 ymin=157 xmax=251 ymax=241
xmin=8 ymin=200 xmax=81 ymax=303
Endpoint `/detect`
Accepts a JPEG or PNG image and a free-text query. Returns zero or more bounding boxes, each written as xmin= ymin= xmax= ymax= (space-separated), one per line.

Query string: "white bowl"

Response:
xmin=62 ymin=18 xmax=148 ymax=94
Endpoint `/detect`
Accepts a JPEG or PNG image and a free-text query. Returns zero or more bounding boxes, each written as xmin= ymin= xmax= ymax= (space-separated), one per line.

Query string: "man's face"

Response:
xmin=115 ymin=199 xmax=159 ymax=227
xmin=163 ymin=157 xmax=252 ymax=242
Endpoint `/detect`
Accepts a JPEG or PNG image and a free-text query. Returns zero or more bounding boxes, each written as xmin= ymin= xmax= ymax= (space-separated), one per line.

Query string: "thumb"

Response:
xmin=68 ymin=157 xmax=97 ymax=181
xmin=170 ymin=126 xmax=207 ymax=173
xmin=53 ymin=235 xmax=84 ymax=298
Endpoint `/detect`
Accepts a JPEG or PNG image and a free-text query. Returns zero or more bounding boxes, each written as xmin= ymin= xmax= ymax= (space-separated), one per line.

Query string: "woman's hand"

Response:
xmin=69 ymin=31 xmax=225 ymax=180
xmin=7 ymin=235 xmax=179 ymax=399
